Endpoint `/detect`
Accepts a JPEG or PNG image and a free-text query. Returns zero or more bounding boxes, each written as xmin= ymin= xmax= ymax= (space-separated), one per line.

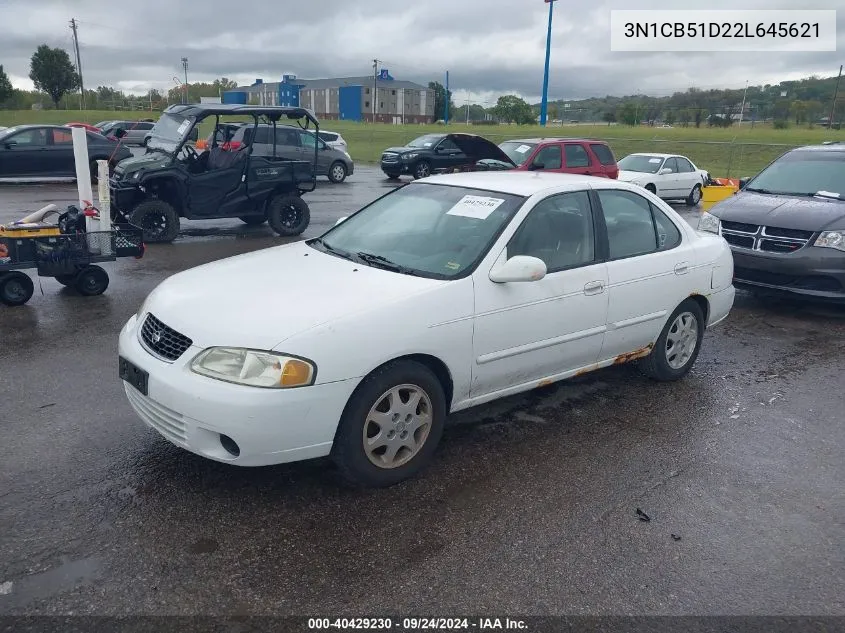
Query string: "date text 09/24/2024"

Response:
xmin=307 ymin=618 xmax=528 ymax=630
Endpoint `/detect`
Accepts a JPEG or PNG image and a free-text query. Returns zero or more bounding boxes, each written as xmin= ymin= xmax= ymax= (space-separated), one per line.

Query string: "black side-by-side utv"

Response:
xmin=109 ymin=104 xmax=320 ymax=243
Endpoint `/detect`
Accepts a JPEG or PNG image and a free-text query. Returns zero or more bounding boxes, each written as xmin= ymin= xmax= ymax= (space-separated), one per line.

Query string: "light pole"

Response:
xmin=181 ymin=57 xmax=189 ymax=104
xmin=738 ymin=80 xmax=749 ymax=127
xmin=539 ymin=0 xmax=557 ymax=126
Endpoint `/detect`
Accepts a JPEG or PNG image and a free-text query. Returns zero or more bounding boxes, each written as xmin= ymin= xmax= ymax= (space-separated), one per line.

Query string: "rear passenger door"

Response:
xmin=674 ymin=156 xmax=702 ymax=199
xmin=562 ymin=143 xmax=595 ymax=176
xmin=660 ymin=157 xmax=683 ymax=197
xmin=593 ymin=187 xmax=694 ymax=361
xmin=589 ymin=143 xmax=617 ymax=178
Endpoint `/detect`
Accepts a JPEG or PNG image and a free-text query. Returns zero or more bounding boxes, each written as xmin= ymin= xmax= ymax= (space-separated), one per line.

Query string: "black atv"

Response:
xmin=109 ymin=104 xmax=320 ymax=243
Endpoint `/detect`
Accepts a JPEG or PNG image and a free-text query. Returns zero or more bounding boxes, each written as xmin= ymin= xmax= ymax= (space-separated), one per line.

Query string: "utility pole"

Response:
xmin=829 ymin=65 xmax=843 ymax=129
xmin=539 ymin=0 xmax=557 ymax=126
xmin=444 ymin=71 xmax=449 ymax=124
xmin=372 ymin=59 xmax=380 ymax=123
xmin=466 ymin=96 xmax=470 ymax=125
xmin=69 ymin=18 xmax=85 ymax=109
xmin=738 ymin=80 xmax=749 ymax=127
xmin=181 ymin=57 xmax=189 ymax=104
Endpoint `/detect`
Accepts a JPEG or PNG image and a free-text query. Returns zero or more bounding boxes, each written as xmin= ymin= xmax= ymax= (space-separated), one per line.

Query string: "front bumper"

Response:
xmin=118 ymin=314 xmax=360 ymax=466
xmin=381 ymin=160 xmax=410 ymax=176
xmin=730 ymin=245 xmax=845 ymax=303
xmin=109 ymin=179 xmax=141 ymax=213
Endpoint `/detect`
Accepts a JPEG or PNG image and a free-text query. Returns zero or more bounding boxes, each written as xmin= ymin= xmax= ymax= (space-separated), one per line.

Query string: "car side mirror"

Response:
xmin=528 ymin=162 xmax=545 ymax=171
xmin=738 ymin=177 xmax=749 ymax=189
xmin=334 ymin=216 xmax=348 ymax=226
xmin=489 ymin=255 xmax=547 ymax=283
xmin=658 ymin=167 xmax=672 ymax=175
xmin=3 ymin=141 xmax=16 ymax=149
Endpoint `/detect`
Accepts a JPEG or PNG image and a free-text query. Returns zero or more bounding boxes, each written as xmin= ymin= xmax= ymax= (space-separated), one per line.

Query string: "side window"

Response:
xmin=596 ymin=189 xmax=658 ymax=259
xmin=564 ymin=144 xmax=591 ymax=168
xmin=676 ymin=157 xmax=694 ymax=173
xmin=437 ymin=137 xmax=459 ymax=152
xmin=589 ymin=143 xmax=616 ymax=166
xmin=139 ymin=122 xmax=154 ymax=131
xmin=52 ymin=129 xmax=73 ymax=144
xmin=507 ymin=191 xmax=595 ymax=272
xmin=8 ymin=128 xmax=48 ymax=146
xmin=532 ymin=145 xmax=562 ymax=169
xmin=251 ymin=127 xmax=270 ymax=144
xmin=653 ymin=207 xmax=682 ymax=250
xmin=664 ymin=157 xmax=679 ymax=173
xmin=298 ymin=131 xmax=317 ymax=148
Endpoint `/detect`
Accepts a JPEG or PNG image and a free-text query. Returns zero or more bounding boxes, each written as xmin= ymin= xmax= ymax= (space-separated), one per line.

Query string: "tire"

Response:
xmin=638 ymin=299 xmax=705 ymax=382
xmin=412 ymin=161 xmax=431 ymax=180
xmin=130 ymin=199 xmax=180 ymax=243
xmin=385 ymin=174 xmax=401 ymax=181
xmin=686 ymin=184 xmax=702 ymax=206
xmin=267 ymin=194 xmax=310 ymax=237
xmin=239 ymin=215 xmax=267 ymax=226
xmin=645 ymin=183 xmax=657 ymax=194
xmin=331 ymin=360 xmax=447 ymax=488
xmin=328 ymin=161 xmax=348 ymax=184
xmin=74 ymin=265 xmax=109 ymax=296
xmin=0 ymin=272 xmax=34 ymax=306
xmin=55 ymin=273 xmax=77 ymax=286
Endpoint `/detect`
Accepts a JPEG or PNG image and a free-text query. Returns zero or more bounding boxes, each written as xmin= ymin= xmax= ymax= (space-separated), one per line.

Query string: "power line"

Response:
xmin=69 ymin=18 xmax=84 ymax=109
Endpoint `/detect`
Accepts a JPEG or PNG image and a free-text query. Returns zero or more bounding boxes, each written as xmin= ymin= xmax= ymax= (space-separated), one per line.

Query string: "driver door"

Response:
xmin=433 ymin=137 xmax=466 ymax=171
xmin=187 ymin=143 xmax=249 ymax=217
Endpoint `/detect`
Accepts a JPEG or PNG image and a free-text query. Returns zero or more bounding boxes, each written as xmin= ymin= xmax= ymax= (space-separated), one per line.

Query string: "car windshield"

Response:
xmin=146 ymin=113 xmax=193 ymax=153
xmin=499 ymin=141 xmax=538 ymax=166
xmin=0 ymin=127 xmax=19 ymax=141
xmin=310 ymin=183 xmax=525 ymax=279
xmin=406 ymin=134 xmax=443 ymax=149
xmin=745 ymin=150 xmax=845 ymax=198
xmin=618 ymin=155 xmax=665 ymax=173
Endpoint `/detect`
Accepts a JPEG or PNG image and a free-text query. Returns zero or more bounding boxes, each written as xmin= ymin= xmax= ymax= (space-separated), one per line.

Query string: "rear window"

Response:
xmin=590 ymin=143 xmax=616 ymax=166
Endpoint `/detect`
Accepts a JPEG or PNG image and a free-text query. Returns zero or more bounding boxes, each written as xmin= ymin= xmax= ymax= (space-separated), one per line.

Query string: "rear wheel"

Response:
xmin=328 ymin=161 xmax=348 ymax=184
xmin=130 ymin=199 xmax=180 ymax=243
xmin=638 ymin=299 xmax=705 ymax=382
xmin=239 ymin=215 xmax=267 ymax=226
xmin=0 ymin=272 xmax=35 ymax=306
xmin=686 ymin=184 xmax=702 ymax=206
xmin=74 ymin=265 xmax=110 ymax=296
xmin=267 ymin=194 xmax=310 ymax=237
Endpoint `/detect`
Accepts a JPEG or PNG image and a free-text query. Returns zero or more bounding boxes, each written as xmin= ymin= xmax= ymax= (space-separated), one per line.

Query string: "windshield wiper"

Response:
xmin=310 ymin=238 xmax=357 ymax=262
xmin=355 ymin=252 xmax=419 ymax=276
xmin=809 ymin=191 xmax=843 ymax=200
xmin=744 ymin=187 xmax=782 ymax=194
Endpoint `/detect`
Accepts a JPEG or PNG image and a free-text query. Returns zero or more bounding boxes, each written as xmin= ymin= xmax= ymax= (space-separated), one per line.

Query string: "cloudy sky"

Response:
xmin=1 ymin=0 xmax=844 ymax=104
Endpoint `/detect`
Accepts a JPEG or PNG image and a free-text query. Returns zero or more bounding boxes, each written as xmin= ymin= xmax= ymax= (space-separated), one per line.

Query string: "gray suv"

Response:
xmin=100 ymin=120 xmax=155 ymax=145
xmin=229 ymin=124 xmax=353 ymax=183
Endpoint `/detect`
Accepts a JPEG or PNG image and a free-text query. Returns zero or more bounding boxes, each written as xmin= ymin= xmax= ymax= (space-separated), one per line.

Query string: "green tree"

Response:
xmin=29 ymin=45 xmax=80 ymax=108
xmin=664 ymin=110 xmax=676 ymax=125
xmin=602 ymin=110 xmax=616 ymax=125
xmin=428 ymin=81 xmax=455 ymax=121
xmin=0 ymin=65 xmax=14 ymax=105
xmin=492 ymin=94 xmax=536 ymax=124
xmin=678 ymin=108 xmax=691 ymax=127
xmin=617 ymin=102 xmax=637 ymax=126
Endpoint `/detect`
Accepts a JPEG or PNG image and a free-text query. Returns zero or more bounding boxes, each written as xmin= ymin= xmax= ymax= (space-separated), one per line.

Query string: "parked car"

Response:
xmin=380 ymin=133 xmax=516 ymax=180
xmin=118 ymin=171 xmax=735 ymax=487
xmin=99 ymin=120 xmax=156 ymax=145
xmin=227 ymin=124 xmax=353 ymax=183
xmin=65 ymin=122 xmax=102 ymax=133
xmin=317 ymin=130 xmax=348 ymax=153
xmin=616 ymin=153 xmax=708 ymax=206
xmin=0 ymin=125 xmax=132 ymax=181
xmin=699 ymin=143 xmax=845 ymax=303
xmin=496 ymin=138 xmax=619 ymax=178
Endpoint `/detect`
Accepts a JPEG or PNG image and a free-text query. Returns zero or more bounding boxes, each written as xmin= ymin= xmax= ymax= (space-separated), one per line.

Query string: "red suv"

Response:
xmin=498 ymin=138 xmax=619 ymax=178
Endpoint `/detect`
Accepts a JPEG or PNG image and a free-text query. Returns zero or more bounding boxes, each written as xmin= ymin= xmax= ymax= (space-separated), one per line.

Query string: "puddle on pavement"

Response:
xmin=0 ymin=556 xmax=101 ymax=609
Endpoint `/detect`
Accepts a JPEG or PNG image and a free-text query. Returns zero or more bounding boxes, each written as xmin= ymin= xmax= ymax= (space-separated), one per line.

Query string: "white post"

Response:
xmin=97 ymin=160 xmax=111 ymax=233
xmin=71 ymin=126 xmax=94 ymax=231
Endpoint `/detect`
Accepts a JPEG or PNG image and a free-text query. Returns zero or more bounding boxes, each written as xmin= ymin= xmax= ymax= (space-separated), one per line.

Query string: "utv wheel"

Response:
xmin=328 ymin=161 xmax=348 ymax=184
xmin=412 ymin=161 xmax=431 ymax=180
xmin=239 ymin=215 xmax=267 ymax=226
xmin=130 ymin=199 xmax=180 ymax=243
xmin=0 ymin=272 xmax=34 ymax=307
xmin=267 ymin=194 xmax=310 ymax=237
xmin=74 ymin=265 xmax=110 ymax=296
xmin=331 ymin=360 xmax=447 ymax=488
xmin=638 ymin=299 xmax=705 ymax=382
xmin=686 ymin=184 xmax=702 ymax=206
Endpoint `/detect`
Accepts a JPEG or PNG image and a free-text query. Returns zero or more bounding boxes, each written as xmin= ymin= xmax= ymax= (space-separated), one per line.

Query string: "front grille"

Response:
xmin=721 ymin=222 xmax=813 ymax=253
xmin=125 ymin=385 xmax=188 ymax=446
xmin=734 ymin=268 xmax=843 ymax=292
xmin=381 ymin=152 xmax=399 ymax=163
xmin=140 ymin=313 xmax=192 ymax=362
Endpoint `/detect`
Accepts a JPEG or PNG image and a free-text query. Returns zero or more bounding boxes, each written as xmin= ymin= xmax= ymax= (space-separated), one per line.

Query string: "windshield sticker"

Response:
xmin=815 ymin=190 xmax=840 ymax=198
xmin=445 ymin=261 xmax=460 ymax=270
xmin=176 ymin=120 xmax=190 ymax=136
xmin=648 ymin=158 xmax=662 ymax=163
xmin=515 ymin=144 xmax=531 ymax=154
xmin=446 ymin=195 xmax=505 ymax=220
xmin=423 ymin=142 xmax=433 ymax=147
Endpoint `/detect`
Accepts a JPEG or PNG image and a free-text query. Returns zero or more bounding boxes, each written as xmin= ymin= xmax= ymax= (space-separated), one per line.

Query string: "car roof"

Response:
xmin=626 ymin=152 xmax=677 ymax=158
xmin=421 ymin=171 xmax=639 ymax=196
xmin=794 ymin=143 xmax=845 ymax=152
xmin=503 ymin=137 xmax=606 ymax=144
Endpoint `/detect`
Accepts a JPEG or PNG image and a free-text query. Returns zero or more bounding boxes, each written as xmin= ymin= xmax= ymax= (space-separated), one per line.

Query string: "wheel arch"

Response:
xmin=140 ymin=177 xmax=185 ymax=215
xmin=686 ymin=293 xmax=710 ymax=326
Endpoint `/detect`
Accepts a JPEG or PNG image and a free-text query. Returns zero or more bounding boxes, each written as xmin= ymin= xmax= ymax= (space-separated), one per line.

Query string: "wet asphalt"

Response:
xmin=0 ymin=167 xmax=843 ymax=616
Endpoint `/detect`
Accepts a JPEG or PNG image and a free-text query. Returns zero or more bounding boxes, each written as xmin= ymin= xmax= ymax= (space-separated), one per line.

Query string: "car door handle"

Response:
xmin=583 ymin=281 xmax=604 ymax=295
xmin=674 ymin=262 xmax=690 ymax=275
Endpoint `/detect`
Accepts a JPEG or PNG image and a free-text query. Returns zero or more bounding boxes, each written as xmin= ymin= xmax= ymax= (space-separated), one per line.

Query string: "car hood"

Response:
xmin=710 ymin=190 xmax=845 ymax=231
xmin=139 ymin=241 xmax=446 ymax=351
xmin=616 ymin=170 xmax=652 ymax=182
xmin=113 ymin=151 xmax=171 ymax=176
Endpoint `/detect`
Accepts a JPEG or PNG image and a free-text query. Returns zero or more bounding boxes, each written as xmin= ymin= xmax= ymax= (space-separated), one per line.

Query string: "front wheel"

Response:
xmin=331 ymin=360 xmax=447 ymax=488
xmin=638 ymin=299 xmax=705 ymax=381
xmin=267 ymin=194 xmax=310 ymax=237
xmin=130 ymin=199 xmax=180 ymax=243
xmin=385 ymin=174 xmax=401 ymax=181
xmin=74 ymin=265 xmax=110 ymax=296
xmin=328 ymin=161 xmax=348 ymax=184
xmin=686 ymin=184 xmax=702 ymax=206
xmin=412 ymin=161 xmax=431 ymax=180
xmin=0 ymin=272 xmax=34 ymax=306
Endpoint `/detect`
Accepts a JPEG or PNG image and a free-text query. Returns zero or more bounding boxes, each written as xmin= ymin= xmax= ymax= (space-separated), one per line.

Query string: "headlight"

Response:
xmin=698 ymin=211 xmax=721 ymax=234
xmin=814 ymin=231 xmax=845 ymax=251
xmin=190 ymin=347 xmax=316 ymax=389
xmin=129 ymin=170 xmax=141 ymax=181
xmin=403 ymin=153 xmax=418 ymax=160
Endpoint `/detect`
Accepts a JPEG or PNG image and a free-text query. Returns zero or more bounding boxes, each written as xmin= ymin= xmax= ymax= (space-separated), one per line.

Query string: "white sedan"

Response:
xmin=118 ymin=172 xmax=735 ymax=487
xmin=617 ymin=153 xmax=708 ymax=206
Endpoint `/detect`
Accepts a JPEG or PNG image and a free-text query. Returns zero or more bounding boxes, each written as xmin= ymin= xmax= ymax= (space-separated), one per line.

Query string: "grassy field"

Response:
xmin=3 ymin=109 xmax=844 ymax=177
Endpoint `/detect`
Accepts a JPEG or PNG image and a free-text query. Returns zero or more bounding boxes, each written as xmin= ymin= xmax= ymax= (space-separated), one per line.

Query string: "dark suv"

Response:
xmin=699 ymin=143 xmax=845 ymax=303
xmin=380 ymin=133 xmax=514 ymax=180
